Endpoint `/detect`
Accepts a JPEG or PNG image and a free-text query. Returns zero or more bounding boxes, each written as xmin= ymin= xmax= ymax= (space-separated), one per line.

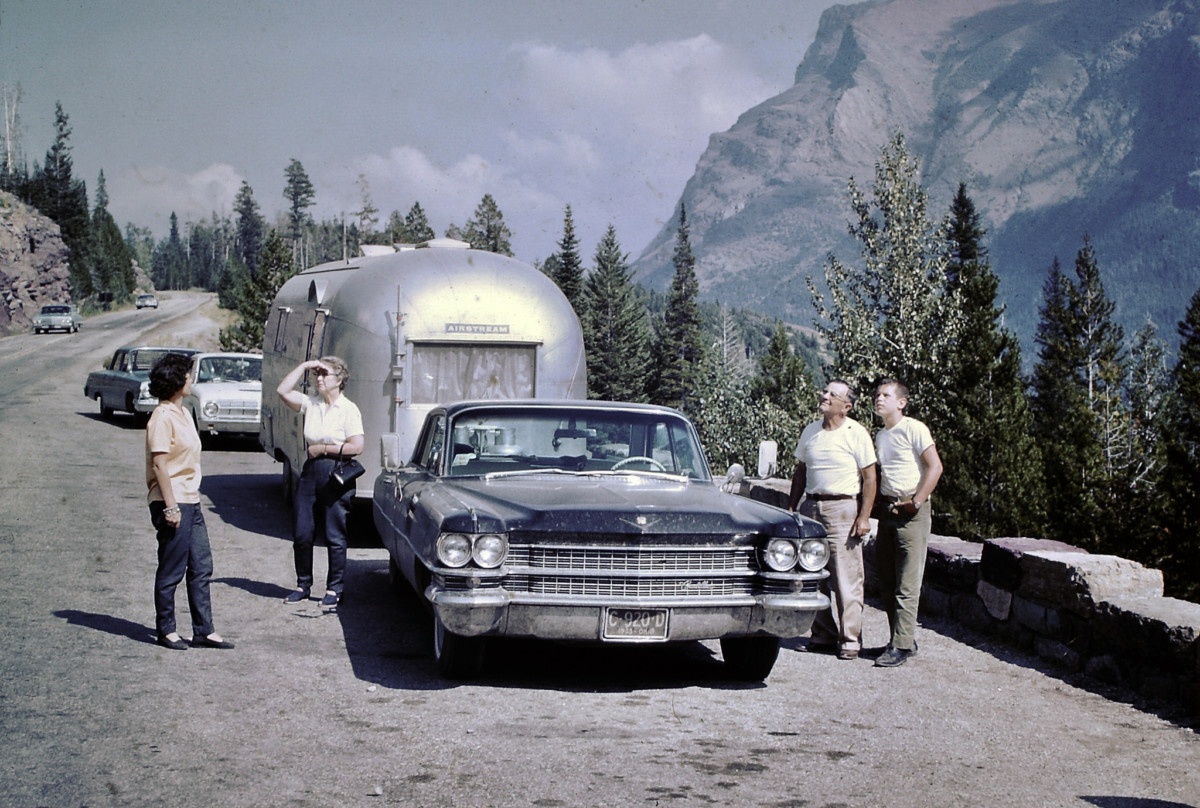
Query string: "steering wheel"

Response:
xmin=612 ymin=455 xmax=667 ymax=472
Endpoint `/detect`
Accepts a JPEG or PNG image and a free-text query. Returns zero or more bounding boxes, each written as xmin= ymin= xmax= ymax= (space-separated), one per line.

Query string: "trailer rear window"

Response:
xmin=411 ymin=344 xmax=535 ymax=403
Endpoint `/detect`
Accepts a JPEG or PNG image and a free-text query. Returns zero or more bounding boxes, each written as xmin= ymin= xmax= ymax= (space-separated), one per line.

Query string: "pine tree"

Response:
xmin=1155 ymin=286 xmax=1200 ymax=600
xmin=463 ymin=194 xmax=513 ymax=255
xmin=748 ymin=322 xmax=815 ymax=413
xmin=186 ymin=215 xmax=231 ymax=293
xmin=124 ymin=224 xmax=155 ymax=282
xmin=233 ymin=181 xmax=264 ymax=274
xmin=89 ymin=170 xmax=135 ymax=302
xmin=404 ymin=202 xmax=434 ymax=243
xmin=152 ymin=213 xmax=189 ymax=291
xmin=582 ymin=224 xmax=651 ymax=402
xmin=550 ymin=205 xmax=584 ymax=315
xmin=283 ymin=159 xmax=315 ymax=263
xmin=1031 ymin=239 xmax=1127 ymax=550
xmin=220 ymin=230 xmax=295 ymax=352
xmin=28 ymin=102 xmax=92 ymax=299
xmin=937 ymin=183 xmax=1044 ymax=540
xmin=809 ymin=130 xmax=960 ymax=426
xmin=653 ymin=204 xmax=705 ymax=412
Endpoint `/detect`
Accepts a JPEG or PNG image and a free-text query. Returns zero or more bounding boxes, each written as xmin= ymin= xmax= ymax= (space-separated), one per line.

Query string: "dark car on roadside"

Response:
xmin=373 ymin=399 xmax=830 ymax=681
xmin=84 ymin=345 xmax=198 ymax=419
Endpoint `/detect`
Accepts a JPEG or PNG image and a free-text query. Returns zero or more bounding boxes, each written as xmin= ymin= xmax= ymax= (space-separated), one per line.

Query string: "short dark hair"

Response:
xmin=149 ymin=353 xmax=194 ymax=400
xmin=878 ymin=378 xmax=910 ymax=411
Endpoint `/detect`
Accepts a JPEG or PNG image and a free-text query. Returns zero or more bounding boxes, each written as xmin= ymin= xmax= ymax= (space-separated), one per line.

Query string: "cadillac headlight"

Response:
xmin=437 ymin=533 xmax=472 ymax=567
xmin=797 ymin=538 xmax=829 ymax=572
xmin=472 ymin=534 xmax=508 ymax=568
xmin=763 ymin=538 xmax=799 ymax=571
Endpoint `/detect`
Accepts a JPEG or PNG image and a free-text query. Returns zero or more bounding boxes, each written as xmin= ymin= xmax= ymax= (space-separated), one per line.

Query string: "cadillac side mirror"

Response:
xmin=381 ymin=433 xmax=403 ymax=470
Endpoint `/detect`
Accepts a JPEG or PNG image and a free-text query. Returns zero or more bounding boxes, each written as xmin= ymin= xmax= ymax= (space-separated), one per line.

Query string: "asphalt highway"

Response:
xmin=0 ymin=293 xmax=1197 ymax=807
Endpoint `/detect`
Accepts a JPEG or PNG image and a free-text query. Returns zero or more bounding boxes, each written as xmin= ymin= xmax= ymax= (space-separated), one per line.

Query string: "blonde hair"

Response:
xmin=320 ymin=355 xmax=350 ymax=390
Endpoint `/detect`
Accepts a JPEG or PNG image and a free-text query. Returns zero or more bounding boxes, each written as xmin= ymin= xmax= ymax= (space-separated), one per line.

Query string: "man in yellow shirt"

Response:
xmin=788 ymin=380 xmax=878 ymax=660
xmin=873 ymin=378 xmax=943 ymax=668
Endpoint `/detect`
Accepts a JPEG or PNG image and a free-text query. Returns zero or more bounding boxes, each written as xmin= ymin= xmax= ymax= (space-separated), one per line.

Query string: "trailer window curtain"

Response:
xmin=411 ymin=344 xmax=535 ymax=404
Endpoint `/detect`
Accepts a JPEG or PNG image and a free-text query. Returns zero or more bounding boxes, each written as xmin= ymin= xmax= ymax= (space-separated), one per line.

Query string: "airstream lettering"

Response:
xmin=259 ymin=239 xmax=587 ymax=504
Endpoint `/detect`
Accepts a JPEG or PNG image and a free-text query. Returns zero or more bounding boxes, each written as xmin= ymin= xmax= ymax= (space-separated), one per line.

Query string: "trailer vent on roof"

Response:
xmin=417 ymin=237 xmax=471 ymax=250
xmin=360 ymin=244 xmax=396 ymax=257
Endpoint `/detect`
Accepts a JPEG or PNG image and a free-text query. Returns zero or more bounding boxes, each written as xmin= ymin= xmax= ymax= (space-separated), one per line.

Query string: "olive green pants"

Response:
xmin=874 ymin=502 xmax=932 ymax=652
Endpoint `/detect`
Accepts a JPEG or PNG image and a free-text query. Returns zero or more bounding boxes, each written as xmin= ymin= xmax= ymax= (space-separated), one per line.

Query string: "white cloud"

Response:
xmin=107 ymin=35 xmax=781 ymax=259
xmin=511 ymin=35 xmax=771 ymax=156
xmin=320 ymin=147 xmax=561 ymax=247
xmin=107 ymin=163 xmax=245 ymax=230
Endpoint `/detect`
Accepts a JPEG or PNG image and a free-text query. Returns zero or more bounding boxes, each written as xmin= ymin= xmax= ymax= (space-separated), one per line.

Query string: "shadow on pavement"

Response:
xmin=333 ymin=557 xmax=764 ymax=695
xmin=1082 ymin=799 xmax=1197 ymax=808
xmin=201 ymin=473 xmax=291 ymax=540
xmin=212 ymin=576 xmax=294 ymax=600
xmin=77 ymin=410 xmax=145 ymax=430
xmin=54 ymin=609 xmax=156 ymax=646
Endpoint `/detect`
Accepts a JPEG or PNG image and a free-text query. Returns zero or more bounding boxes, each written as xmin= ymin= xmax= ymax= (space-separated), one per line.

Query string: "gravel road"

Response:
xmin=0 ymin=293 xmax=1197 ymax=808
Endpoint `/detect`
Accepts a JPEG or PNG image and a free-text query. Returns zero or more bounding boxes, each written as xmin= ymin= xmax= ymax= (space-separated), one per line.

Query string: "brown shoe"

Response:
xmin=837 ymin=648 xmax=859 ymax=660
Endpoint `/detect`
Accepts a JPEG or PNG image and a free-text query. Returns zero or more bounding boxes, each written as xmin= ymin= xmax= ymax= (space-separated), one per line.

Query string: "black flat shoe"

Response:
xmin=157 ymin=634 xmax=188 ymax=651
xmin=190 ymin=634 xmax=235 ymax=649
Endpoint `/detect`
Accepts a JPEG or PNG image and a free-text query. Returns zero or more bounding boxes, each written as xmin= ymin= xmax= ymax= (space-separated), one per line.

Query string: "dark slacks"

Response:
xmin=151 ymin=501 xmax=214 ymax=637
xmin=293 ymin=456 xmax=351 ymax=594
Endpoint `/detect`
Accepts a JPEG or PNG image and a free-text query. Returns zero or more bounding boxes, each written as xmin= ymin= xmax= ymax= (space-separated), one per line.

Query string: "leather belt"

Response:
xmin=807 ymin=493 xmax=855 ymax=501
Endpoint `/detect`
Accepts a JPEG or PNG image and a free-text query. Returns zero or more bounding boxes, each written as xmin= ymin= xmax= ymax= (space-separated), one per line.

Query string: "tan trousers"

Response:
xmin=799 ymin=497 xmax=863 ymax=652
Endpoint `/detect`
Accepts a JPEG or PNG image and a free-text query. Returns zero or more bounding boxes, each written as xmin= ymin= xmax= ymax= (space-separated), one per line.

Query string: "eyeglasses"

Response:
xmin=314 ymin=368 xmax=329 ymax=377
xmin=820 ymin=388 xmax=849 ymax=402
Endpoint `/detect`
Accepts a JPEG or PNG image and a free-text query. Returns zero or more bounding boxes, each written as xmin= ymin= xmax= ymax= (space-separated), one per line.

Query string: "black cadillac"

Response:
xmin=373 ymin=400 xmax=830 ymax=680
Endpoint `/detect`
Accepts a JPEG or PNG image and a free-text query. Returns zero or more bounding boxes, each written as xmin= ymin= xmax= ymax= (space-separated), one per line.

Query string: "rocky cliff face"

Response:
xmin=0 ymin=191 xmax=72 ymax=335
xmin=633 ymin=0 xmax=1200 ymax=349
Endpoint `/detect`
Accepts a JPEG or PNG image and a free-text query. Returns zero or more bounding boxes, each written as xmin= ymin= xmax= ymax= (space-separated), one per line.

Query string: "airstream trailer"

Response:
xmin=260 ymin=239 xmax=587 ymax=504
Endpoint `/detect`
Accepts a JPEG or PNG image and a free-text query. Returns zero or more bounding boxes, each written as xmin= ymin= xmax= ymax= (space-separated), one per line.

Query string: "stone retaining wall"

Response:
xmin=738 ymin=478 xmax=1200 ymax=716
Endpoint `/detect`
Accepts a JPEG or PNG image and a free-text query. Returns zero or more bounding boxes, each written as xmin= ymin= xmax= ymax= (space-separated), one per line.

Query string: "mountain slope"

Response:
xmin=632 ymin=0 xmax=1200 ymax=350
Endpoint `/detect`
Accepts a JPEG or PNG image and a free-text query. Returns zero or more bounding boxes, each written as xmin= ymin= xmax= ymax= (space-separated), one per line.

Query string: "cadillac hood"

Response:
xmin=417 ymin=473 xmax=815 ymax=540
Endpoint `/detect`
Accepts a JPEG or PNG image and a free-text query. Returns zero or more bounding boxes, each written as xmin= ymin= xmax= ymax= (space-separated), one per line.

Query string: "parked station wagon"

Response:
xmin=374 ymin=400 xmax=830 ymax=680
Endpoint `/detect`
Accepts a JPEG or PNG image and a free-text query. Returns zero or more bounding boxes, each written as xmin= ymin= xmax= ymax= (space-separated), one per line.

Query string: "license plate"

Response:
xmin=603 ymin=607 xmax=669 ymax=640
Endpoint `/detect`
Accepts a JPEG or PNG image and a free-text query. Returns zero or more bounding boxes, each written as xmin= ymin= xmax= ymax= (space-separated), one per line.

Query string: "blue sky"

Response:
xmin=1 ymin=0 xmax=836 ymax=263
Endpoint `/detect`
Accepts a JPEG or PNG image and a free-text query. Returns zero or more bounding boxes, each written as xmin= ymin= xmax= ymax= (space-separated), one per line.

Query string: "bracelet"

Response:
xmin=164 ymin=506 xmax=181 ymax=515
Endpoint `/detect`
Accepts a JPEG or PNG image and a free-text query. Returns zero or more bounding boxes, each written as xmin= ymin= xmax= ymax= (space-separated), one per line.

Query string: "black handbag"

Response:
xmin=330 ymin=448 xmax=365 ymax=492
